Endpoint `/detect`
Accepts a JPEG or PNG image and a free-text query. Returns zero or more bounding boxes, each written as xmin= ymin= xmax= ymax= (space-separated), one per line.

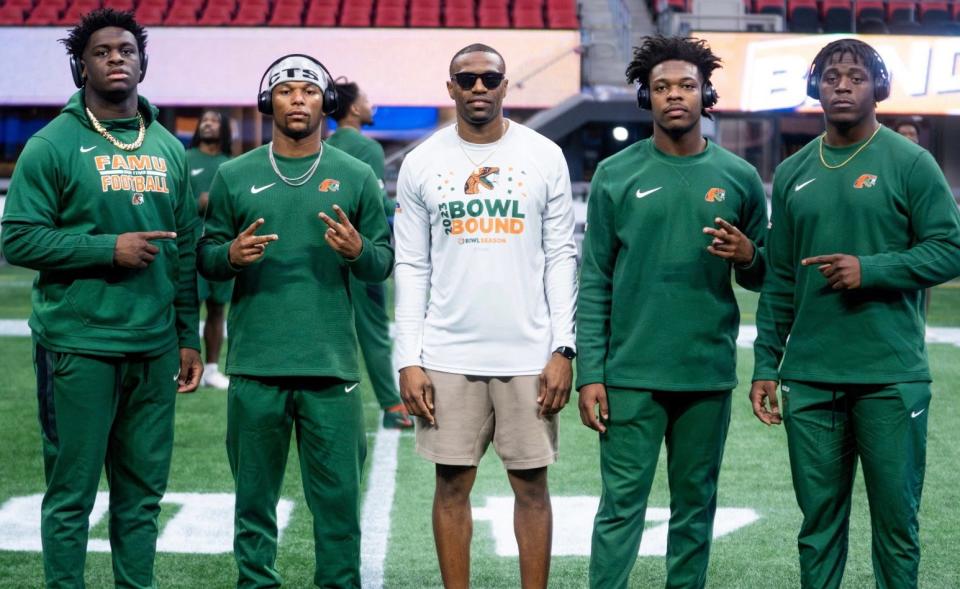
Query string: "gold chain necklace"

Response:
xmin=456 ymin=120 xmax=508 ymax=168
xmin=85 ymin=107 xmax=146 ymax=151
xmin=818 ymin=124 xmax=881 ymax=170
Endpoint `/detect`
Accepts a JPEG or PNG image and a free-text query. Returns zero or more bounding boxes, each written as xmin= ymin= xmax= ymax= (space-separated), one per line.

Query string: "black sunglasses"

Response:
xmin=452 ymin=72 xmax=505 ymax=90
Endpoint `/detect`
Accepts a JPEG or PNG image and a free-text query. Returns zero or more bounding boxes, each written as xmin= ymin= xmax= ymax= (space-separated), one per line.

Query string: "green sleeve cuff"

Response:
xmin=856 ymin=256 xmax=873 ymax=289
xmin=95 ymin=234 xmax=120 ymax=267
xmin=575 ymin=371 xmax=605 ymax=391
xmin=735 ymin=242 xmax=759 ymax=270
xmin=347 ymin=235 xmax=387 ymax=282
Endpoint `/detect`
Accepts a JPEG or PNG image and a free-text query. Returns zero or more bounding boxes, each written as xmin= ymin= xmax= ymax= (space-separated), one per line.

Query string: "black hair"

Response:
xmin=810 ymin=38 xmax=884 ymax=86
xmin=330 ymin=79 xmax=359 ymax=122
xmin=449 ymin=43 xmax=506 ymax=76
xmin=189 ymin=109 xmax=233 ymax=156
xmin=892 ymin=117 xmax=919 ymax=133
xmin=625 ymin=36 xmax=721 ymax=118
xmin=60 ymin=8 xmax=147 ymax=59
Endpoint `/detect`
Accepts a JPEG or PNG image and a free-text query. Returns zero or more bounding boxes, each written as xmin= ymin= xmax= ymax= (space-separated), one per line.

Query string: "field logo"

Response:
xmin=464 ymin=166 xmax=499 ymax=195
xmin=854 ymin=174 xmax=877 ymax=189
xmin=705 ymin=187 xmax=726 ymax=202
xmin=319 ymin=179 xmax=341 ymax=192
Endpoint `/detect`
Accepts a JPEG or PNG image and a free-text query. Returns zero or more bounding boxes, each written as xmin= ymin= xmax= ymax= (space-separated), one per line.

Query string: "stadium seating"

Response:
xmin=650 ymin=0 xmax=960 ymax=34
xmin=0 ymin=0 xmax=579 ymax=28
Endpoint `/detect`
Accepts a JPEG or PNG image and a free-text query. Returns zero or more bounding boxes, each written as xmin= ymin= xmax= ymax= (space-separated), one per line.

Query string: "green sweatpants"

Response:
xmin=227 ymin=375 xmax=367 ymax=589
xmin=590 ymin=388 xmax=732 ymax=589
xmin=781 ymin=380 xmax=930 ymax=589
xmin=33 ymin=341 xmax=180 ymax=589
xmin=350 ymin=275 xmax=401 ymax=410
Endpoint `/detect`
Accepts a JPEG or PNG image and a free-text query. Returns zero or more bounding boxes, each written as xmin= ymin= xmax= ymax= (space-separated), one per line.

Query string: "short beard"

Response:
xmin=278 ymin=122 xmax=318 ymax=141
xmin=655 ymin=118 xmax=697 ymax=141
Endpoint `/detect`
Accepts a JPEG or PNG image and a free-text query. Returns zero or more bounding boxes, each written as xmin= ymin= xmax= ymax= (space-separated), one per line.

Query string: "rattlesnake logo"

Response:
xmin=705 ymin=187 xmax=726 ymax=202
xmin=464 ymin=166 xmax=499 ymax=195
xmin=853 ymin=174 xmax=877 ymax=189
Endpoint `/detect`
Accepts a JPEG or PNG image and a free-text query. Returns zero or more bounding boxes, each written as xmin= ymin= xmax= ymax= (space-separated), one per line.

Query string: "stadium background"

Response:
xmin=1 ymin=0 xmax=960 ymax=587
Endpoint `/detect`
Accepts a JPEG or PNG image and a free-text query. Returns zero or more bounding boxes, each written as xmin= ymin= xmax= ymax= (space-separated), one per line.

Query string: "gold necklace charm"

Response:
xmin=456 ymin=120 xmax=508 ymax=168
xmin=818 ymin=124 xmax=881 ymax=170
xmin=85 ymin=107 xmax=146 ymax=151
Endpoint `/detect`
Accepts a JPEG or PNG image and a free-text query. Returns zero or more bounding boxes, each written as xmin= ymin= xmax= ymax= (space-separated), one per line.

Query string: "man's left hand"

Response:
xmin=318 ymin=205 xmax=363 ymax=259
xmin=704 ymin=217 xmax=754 ymax=265
xmin=802 ymin=253 xmax=861 ymax=289
xmin=538 ymin=354 xmax=572 ymax=417
xmin=178 ymin=348 xmax=203 ymax=393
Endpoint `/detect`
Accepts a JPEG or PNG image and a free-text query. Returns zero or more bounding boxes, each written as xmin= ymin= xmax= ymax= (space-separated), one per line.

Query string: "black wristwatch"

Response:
xmin=554 ymin=346 xmax=576 ymax=360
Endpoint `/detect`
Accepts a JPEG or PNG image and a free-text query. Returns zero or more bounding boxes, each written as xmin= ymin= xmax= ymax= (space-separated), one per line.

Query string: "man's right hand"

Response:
xmin=750 ymin=380 xmax=782 ymax=425
xmin=578 ymin=383 xmax=609 ymax=433
xmin=399 ymin=366 xmax=435 ymax=425
xmin=228 ymin=218 xmax=279 ymax=267
xmin=114 ymin=231 xmax=177 ymax=269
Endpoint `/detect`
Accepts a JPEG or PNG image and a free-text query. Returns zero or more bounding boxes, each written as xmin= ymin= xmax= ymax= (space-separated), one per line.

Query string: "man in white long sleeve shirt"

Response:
xmin=394 ymin=43 xmax=578 ymax=589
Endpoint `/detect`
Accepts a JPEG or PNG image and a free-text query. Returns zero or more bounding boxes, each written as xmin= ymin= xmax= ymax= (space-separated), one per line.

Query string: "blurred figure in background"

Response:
xmin=186 ymin=109 xmax=233 ymax=389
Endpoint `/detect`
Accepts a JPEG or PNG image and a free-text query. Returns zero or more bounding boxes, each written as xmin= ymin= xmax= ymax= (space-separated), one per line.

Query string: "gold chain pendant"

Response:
xmin=85 ymin=107 xmax=146 ymax=151
xmin=818 ymin=125 xmax=881 ymax=170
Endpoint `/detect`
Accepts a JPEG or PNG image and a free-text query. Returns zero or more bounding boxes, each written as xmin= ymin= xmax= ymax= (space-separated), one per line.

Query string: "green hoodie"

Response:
xmin=1 ymin=91 xmax=200 ymax=356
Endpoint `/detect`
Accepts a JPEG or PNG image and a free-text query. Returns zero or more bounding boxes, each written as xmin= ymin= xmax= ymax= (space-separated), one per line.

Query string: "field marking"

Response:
xmin=473 ymin=496 xmax=760 ymax=557
xmin=0 ymin=492 xmax=294 ymax=553
xmin=360 ymin=426 xmax=400 ymax=589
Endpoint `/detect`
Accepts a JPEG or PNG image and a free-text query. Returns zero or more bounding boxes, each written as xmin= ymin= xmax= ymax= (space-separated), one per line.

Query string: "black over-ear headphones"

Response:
xmin=70 ymin=52 xmax=149 ymax=89
xmin=805 ymin=48 xmax=890 ymax=102
xmin=257 ymin=54 xmax=339 ymax=116
xmin=636 ymin=79 xmax=718 ymax=111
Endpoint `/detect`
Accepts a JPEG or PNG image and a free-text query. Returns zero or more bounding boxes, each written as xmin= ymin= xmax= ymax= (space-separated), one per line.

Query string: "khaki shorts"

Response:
xmin=416 ymin=369 xmax=559 ymax=470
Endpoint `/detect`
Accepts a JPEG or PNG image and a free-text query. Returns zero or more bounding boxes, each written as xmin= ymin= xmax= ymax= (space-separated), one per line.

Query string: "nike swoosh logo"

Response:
xmin=250 ymin=183 xmax=276 ymax=195
xmin=191 ymin=168 xmax=204 ymax=176
xmin=80 ymin=146 xmax=96 ymax=153
xmin=345 ymin=383 xmax=359 ymax=393
xmin=795 ymin=179 xmax=816 ymax=192
xmin=911 ymin=409 xmax=925 ymax=418
xmin=635 ymin=187 xmax=662 ymax=199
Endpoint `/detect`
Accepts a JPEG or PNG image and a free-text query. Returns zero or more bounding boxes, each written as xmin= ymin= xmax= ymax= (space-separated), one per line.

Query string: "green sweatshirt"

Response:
xmin=197 ymin=143 xmax=394 ymax=379
xmin=576 ymin=138 xmax=767 ymax=391
xmin=1 ymin=91 xmax=200 ymax=356
xmin=184 ymin=147 xmax=229 ymax=201
xmin=754 ymin=126 xmax=960 ymax=384
xmin=326 ymin=127 xmax=392 ymax=218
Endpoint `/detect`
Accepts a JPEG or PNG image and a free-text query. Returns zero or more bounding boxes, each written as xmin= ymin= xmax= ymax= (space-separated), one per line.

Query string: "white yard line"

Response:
xmin=360 ymin=425 xmax=400 ymax=589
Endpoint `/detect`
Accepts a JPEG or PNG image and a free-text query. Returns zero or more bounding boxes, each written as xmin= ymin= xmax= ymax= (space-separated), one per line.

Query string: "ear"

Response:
xmin=446 ymin=79 xmax=456 ymax=101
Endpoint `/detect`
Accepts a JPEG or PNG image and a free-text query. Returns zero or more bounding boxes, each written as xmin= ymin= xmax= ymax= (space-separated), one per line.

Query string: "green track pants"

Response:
xmin=227 ymin=375 xmax=367 ymax=588
xmin=782 ymin=380 xmax=930 ymax=589
xmin=33 ymin=342 xmax=180 ymax=589
xmin=589 ymin=388 xmax=732 ymax=589
xmin=350 ymin=275 xmax=401 ymax=410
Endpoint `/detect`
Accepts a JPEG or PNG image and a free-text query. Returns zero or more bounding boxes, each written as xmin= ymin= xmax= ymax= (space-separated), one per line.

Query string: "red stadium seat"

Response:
xmin=101 ymin=0 xmax=133 ymax=12
xmin=26 ymin=2 xmax=60 ymax=23
xmin=513 ymin=7 xmax=543 ymax=27
xmin=374 ymin=5 xmax=405 ymax=26
xmin=821 ymin=0 xmax=851 ymax=31
xmin=443 ymin=7 xmax=473 ymax=26
xmin=233 ymin=2 xmax=267 ymax=24
xmin=855 ymin=0 xmax=884 ymax=23
xmin=197 ymin=3 xmax=233 ymax=24
xmin=477 ymin=9 xmax=508 ymax=26
xmin=444 ymin=0 xmax=472 ymax=7
xmin=754 ymin=0 xmax=784 ymax=15
xmin=547 ymin=7 xmax=577 ymax=27
xmin=409 ymin=2 xmax=438 ymax=23
xmin=0 ymin=3 xmax=26 ymax=23
xmin=919 ymin=1 xmax=950 ymax=24
xmin=134 ymin=5 xmax=165 ymax=24
xmin=339 ymin=6 xmax=371 ymax=26
xmin=515 ymin=0 xmax=543 ymax=8
xmin=163 ymin=3 xmax=198 ymax=23
xmin=887 ymin=1 xmax=916 ymax=24
xmin=547 ymin=0 xmax=576 ymax=12
xmin=787 ymin=0 xmax=819 ymax=31
xmin=304 ymin=3 xmax=336 ymax=25
xmin=58 ymin=0 xmax=100 ymax=25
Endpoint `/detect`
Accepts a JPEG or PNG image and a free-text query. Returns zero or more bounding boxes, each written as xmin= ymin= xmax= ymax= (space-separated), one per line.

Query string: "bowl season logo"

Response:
xmin=854 ymin=174 xmax=878 ymax=189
